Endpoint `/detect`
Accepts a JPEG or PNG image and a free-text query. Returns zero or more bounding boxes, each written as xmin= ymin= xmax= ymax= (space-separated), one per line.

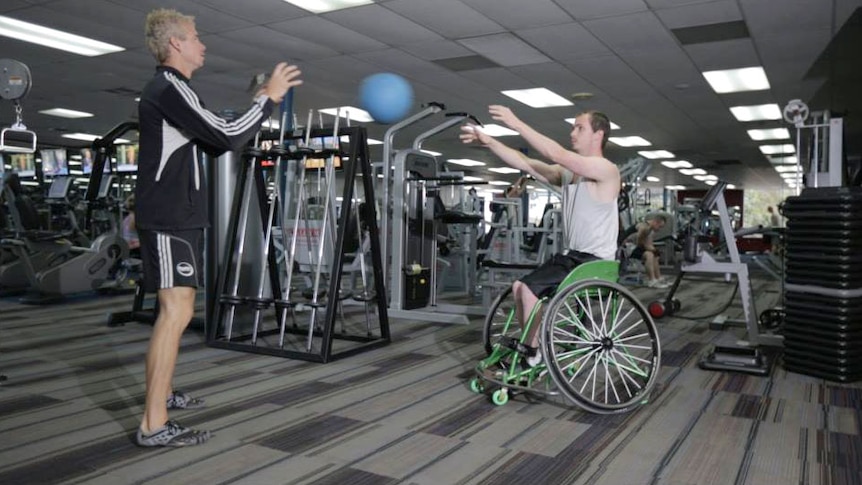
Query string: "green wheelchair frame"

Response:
xmin=472 ymin=260 xmax=661 ymax=414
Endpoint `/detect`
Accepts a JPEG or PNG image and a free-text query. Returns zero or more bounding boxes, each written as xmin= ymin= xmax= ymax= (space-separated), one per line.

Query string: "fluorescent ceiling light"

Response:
xmin=645 ymin=176 xmax=660 ymax=182
xmin=774 ymin=165 xmax=801 ymax=173
xmin=0 ymin=15 xmax=124 ymax=56
xmin=608 ymin=136 xmax=651 ymax=147
xmin=693 ymin=174 xmax=718 ymax=181
xmin=422 ymin=150 xmax=442 ymax=156
xmin=727 ymin=184 xmax=736 ymax=189
xmin=769 ymin=155 xmax=798 ymax=165
xmin=729 ymin=104 xmax=782 ymax=122
xmin=660 ymin=160 xmax=693 ymax=169
xmin=665 ymin=185 xmax=687 ymax=190
xmin=759 ymin=144 xmax=795 ymax=155
xmin=489 ymin=180 xmax=511 ymax=186
xmin=501 ymin=88 xmax=572 ymax=108
xmin=747 ymin=128 xmax=790 ymax=141
xmin=446 ymin=158 xmax=486 ymax=167
xmin=702 ymin=67 xmax=770 ymax=94
xmin=319 ymin=106 xmax=374 ymax=122
xmin=367 ymin=138 xmax=383 ymax=145
xmin=478 ymin=124 xmax=519 ymax=137
xmin=488 ymin=167 xmax=521 ymax=174
xmin=680 ymin=168 xmax=707 ymax=175
xmin=39 ymin=108 xmax=93 ymax=119
xmin=565 ymin=118 xmax=620 ymax=130
xmin=62 ymin=133 xmax=130 ymax=143
xmin=704 ymin=180 xmax=717 ymax=186
xmin=462 ymin=176 xmax=484 ymax=182
xmin=638 ymin=150 xmax=674 ymax=159
xmin=282 ymin=0 xmax=373 ymax=14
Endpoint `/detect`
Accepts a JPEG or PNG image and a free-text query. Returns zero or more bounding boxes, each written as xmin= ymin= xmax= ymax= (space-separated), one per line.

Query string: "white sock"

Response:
xmin=527 ymin=351 xmax=543 ymax=367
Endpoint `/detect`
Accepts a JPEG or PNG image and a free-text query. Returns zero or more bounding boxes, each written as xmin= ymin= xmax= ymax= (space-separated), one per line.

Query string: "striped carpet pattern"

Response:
xmin=0 ymin=275 xmax=860 ymax=485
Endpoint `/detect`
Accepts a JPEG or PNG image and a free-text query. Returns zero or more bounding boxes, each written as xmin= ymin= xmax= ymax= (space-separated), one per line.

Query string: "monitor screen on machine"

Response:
xmin=40 ymin=148 xmax=69 ymax=177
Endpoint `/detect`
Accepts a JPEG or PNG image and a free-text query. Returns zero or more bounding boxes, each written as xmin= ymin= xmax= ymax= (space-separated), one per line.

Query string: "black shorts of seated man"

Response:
xmin=460 ymin=107 xmax=620 ymax=365
xmin=134 ymin=8 xmax=302 ymax=447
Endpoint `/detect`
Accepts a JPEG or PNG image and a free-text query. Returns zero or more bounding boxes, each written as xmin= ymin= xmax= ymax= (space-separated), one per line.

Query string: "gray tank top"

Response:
xmin=561 ymin=170 xmax=619 ymax=260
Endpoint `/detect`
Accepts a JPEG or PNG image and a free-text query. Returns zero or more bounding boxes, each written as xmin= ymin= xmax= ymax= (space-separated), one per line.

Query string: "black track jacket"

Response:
xmin=136 ymin=66 xmax=274 ymax=230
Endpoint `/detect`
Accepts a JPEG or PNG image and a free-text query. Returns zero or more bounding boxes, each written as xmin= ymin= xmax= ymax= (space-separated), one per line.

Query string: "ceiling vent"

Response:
xmin=671 ymin=21 xmax=750 ymax=46
xmin=433 ymin=55 xmax=499 ymax=72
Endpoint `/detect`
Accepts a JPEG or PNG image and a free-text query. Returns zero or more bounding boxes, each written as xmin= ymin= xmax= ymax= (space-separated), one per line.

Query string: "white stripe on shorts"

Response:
xmin=158 ymin=233 xmax=174 ymax=288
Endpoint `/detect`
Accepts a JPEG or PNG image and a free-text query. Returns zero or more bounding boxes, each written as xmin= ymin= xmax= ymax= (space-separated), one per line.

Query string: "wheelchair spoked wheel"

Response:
xmin=540 ymin=279 xmax=661 ymax=414
xmin=482 ymin=287 xmax=518 ymax=355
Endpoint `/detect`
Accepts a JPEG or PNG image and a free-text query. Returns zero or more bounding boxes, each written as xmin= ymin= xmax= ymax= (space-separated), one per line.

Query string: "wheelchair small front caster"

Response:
xmin=492 ymin=388 xmax=509 ymax=406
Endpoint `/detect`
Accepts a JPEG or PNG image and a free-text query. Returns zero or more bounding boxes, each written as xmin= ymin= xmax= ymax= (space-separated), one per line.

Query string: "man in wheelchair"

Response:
xmin=461 ymin=106 xmax=621 ymax=364
xmin=626 ymin=213 xmax=670 ymax=288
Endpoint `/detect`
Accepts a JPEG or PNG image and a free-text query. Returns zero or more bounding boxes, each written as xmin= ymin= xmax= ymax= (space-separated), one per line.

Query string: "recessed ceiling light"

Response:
xmin=693 ymin=174 xmax=718 ymax=181
xmin=774 ymin=165 xmax=801 ymax=173
xmin=645 ymin=176 xmax=660 ymax=182
xmin=319 ymin=106 xmax=374 ymax=123
xmin=729 ymin=104 xmax=782 ymax=122
xmin=478 ymin=124 xmax=519 ymax=137
xmin=446 ymin=158 xmax=486 ymax=167
xmin=38 ymin=108 xmax=94 ymax=119
xmin=488 ymin=167 xmax=521 ymax=174
xmin=638 ymin=150 xmax=674 ymax=159
xmin=665 ymin=185 xmax=687 ymax=190
xmin=501 ymin=88 xmax=573 ymax=108
xmin=0 ymin=15 xmax=124 ymax=56
xmin=769 ymin=155 xmax=798 ymax=164
xmin=62 ymin=133 xmax=130 ymax=143
xmin=282 ymin=0 xmax=373 ymax=13
xmin=704 ymin=180 xmax=717 ymax=186
xmin=727 ymin=184 xmax=736 ymax=189
xmin=747 ymin=128 xmax=790 ymax=141
xmin=608 ymin=136 xmax=651 ymax=147
xmin=660 ymin=160 xmax=693 ymax=169
xmin=489 ymin=180 xmax=511 ymax=186
xmin=462 ymin=176 xmax=484 ymax=182
xmin=703 ymin=67 xmax=770 ymax=93
xmin=680 ymin=168 xmax=707 ymax=175
xmin=565 ymin=118 xmax=620 ymax=130
xmin=759 ymin=144 xmax=795 ymax=155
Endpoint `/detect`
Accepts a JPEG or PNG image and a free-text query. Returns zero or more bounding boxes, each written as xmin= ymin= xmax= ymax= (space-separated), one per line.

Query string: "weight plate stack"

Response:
xmin=782 ymin=187 xmax=862 ymax=382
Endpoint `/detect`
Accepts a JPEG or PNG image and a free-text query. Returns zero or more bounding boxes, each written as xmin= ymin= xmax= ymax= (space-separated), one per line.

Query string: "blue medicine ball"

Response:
xmin=359 ymin=73 xmax=414 ymax=124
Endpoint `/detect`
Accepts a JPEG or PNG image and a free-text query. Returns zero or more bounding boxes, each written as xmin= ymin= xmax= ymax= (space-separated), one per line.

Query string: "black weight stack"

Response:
xmin=782 ymin=187 xmax=862 ymax=382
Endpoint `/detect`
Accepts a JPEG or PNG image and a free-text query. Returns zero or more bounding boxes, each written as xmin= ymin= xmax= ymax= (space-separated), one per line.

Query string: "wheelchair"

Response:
xmin=472 ymin=259 xmax=661 ymax=414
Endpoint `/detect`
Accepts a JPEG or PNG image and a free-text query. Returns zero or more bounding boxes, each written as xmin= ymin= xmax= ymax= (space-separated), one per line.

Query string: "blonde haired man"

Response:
xmin=134 ymin=8 xmax=302 ymax=447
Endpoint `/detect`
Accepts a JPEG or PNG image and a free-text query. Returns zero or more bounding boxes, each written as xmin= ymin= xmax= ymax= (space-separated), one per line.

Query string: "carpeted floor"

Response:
xmin=0 ymin=273 xmax=859 ymax=485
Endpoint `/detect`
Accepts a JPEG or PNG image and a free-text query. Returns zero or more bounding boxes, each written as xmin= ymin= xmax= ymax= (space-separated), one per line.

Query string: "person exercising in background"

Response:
xmin=134 ymin=8 xmax=302 ymax=447
xmin=461 ymin=106 xmax=619 ymax=365
xmin=627 ymin=214 xmax=669 ymax=288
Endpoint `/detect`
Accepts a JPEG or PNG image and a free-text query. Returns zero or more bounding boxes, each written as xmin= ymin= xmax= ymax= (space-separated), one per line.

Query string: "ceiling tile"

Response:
xmin=322 ymin=4 xmax=443 ymax=45
xmin=384 ymin=0 xmax=503 ymax=38
xmin=583 ymin=11 xmax=679 ymax=53
xmin=401 ymin=40 xmax=475 ymax=61
xmin=217 ymin=26 xmax=339 ymax=61
xmin=460 ymin=0 xmax=573 ymax=29
xmin=458 ymin=33 xmax=551 ymax=67
xmin=654 ymin=0 xmax=743 ymax=29
xmin=516 ymin=22 xmax=612 ymax=62
xmin=267 ymin=16 xmax=387 ymax=54
xmin=739 ymin=0 xmax=833 ymax=36
xmin=190 ymin=0 xmax=306 ymax=23
xmin=684 ymin=38 xmax=760 ymax=71
xmin=555 ymin=0 xmax=649 ymax=20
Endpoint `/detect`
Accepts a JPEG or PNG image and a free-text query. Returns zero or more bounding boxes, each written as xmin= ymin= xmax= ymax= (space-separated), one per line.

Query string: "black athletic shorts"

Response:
xmin=518 ymin=250 xmax=600 ymax=298
xmin=630 ymin=245 xmax=646 ymax=260
xmin=139 ymin=229 xmax=204 ymax=293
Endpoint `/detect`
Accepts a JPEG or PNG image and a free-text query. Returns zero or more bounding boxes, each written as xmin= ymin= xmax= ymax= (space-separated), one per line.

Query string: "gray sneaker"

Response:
xmin=136 ymin=420 xmax=212 ymax=447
